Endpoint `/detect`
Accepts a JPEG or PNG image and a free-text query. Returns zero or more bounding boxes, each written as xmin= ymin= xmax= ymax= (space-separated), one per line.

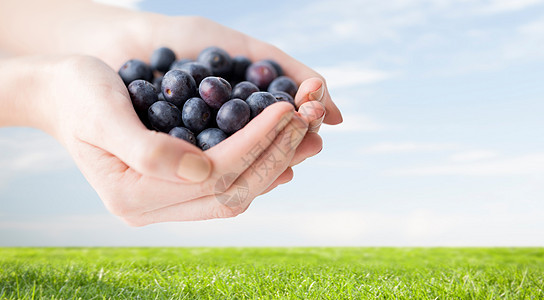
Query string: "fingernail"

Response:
xmin=177 ymin=153 xmax=211 ymax=182
xmin=309 ymin=109 xmax=325 ymax=133
xmin=309 ymin=84 xmax=324 ymax=102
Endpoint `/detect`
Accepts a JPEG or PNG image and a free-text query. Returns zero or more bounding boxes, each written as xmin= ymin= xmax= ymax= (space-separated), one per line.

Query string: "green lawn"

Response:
xmin=0 ymin=247 xmax=543 ymax=299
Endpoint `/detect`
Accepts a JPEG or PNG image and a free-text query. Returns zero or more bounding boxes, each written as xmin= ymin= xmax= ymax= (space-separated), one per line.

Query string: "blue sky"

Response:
xmin=1 ymin=0 xmax=543 ymax=246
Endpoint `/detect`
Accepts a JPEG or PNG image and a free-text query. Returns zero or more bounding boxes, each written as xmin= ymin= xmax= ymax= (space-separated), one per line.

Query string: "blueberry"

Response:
xmin=148 ymin=101 xmax=183 ymax=132
xmin=152 ymin=75 xmax=163 ymax=91
xmin=268 ymin=76 xmax=298 ymax=98
xmin=176 ymin=62 xmax=212 ymax=85
xmin=245 ymin=60 xmax=278 ymax=90
xmin=157 ymin=92 xmax=166 ymax=102
xmin=169 ymin=58 xmax=194 ymax=71
xmin=161 ymin=69 xmax=197 ymax=107
xmin=150 ymin=47 xmax=176 ymax=73
xmin=199 ymin=76 xmax=232 ymax=109
xmin=216 ymin=99 xmax=250 ymax=134
xmin=168 ymin=127 xmax=196 ymax=145
xmin=197 ymin=47 xmax=232 ymax=77
xmin=263 ymin=59 xmax=284 ymax=76
xmin=128 ymin=80 xmax=158 ymax=114
xmin=197 ymin=128 xmax=228 ymax=150
xmin=118 ymin=59 xmax=153 ymax=85
xmin=182 ymin=97 xmax=212 ymax=134
xmin=231 ymin=56 xmax=251 ymax=79
xmin=232 ymin=81 xmax=259 ymax=100
xmin=271 ymin=91 xmax=295 ymax=108
xmin=245 ymin=91 xmax=277 ymax=119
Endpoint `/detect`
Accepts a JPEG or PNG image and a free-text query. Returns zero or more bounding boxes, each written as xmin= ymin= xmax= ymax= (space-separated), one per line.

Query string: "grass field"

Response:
xmin=0 ymin=247 xmax=543 ymax=299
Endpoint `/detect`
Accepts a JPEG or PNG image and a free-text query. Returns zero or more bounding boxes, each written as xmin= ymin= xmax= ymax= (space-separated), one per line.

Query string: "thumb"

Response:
xmin=90 ymin=94 xmax=212 ymax=183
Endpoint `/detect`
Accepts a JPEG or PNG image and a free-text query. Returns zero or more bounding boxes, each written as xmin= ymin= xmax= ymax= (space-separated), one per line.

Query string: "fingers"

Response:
xmin=245 ymin=42 xmax=343 ymax=125
xmin=298 ymin=101 xmax=326 ymax=133
xmin=89 ymin=91 xmax=211 ymax=183
xmin=259 ymin=167 xmax=294 ymax=195
xmin=90 ymin=101 xmax=296 ymax=215
xmin=294 ymin=77 xmax=341 ymax=127
xmin=205 ymin=101 xmax=294 ymax=180
xmin=125 ymin=114 xmax=309 ymax=225
xmin=289 ymin=132 xmax=322 ymax=167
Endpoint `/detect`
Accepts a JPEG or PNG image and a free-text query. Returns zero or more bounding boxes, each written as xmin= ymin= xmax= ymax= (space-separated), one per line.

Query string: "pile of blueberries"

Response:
xmin=118 ymin=46 xmax=298 ymax=150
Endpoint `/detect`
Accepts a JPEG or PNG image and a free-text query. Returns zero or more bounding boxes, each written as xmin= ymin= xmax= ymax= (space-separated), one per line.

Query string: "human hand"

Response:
xmin=129 ymin=15 xmax=341 ymax=175
xmin=20 ymin=55 xmax=308 ymax=225
xmin=51 ymin=11 xmax=343 ymax=170
xmin=0 ymin=1 xmax=342 ymax=198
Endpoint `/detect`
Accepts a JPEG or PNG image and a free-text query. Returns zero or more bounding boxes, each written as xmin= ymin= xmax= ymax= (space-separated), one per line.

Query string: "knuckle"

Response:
xmin=211 ymin=202 xmax=247 ymax=219
xmin=283 ymin=169 xmax=295 ymax=183
xmin=130 ymin=132 xmax=168 ymax=173
xmin=198 ymin=179 xmax=218 ymax=197
xmin=60 ymin=55 xmax=102 ymax=74
xmin=121 ymin=216 xmax=147 ymax=227
xmin=103 ymin=197 xmax=130 ymax=217
xmin=186 ymin=16 xmax=211 ymax=27
xmin=101 ymin=191 xmax=141 ymax=218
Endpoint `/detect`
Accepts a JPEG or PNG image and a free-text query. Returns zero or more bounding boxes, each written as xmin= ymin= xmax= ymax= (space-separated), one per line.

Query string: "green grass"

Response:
xmin=0 ymin=248 xmax=543 ymax=299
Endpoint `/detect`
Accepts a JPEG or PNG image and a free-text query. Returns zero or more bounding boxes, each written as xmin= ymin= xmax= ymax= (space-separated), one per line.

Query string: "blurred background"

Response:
xmin=1 ymin=0 xmax=543 ymax=246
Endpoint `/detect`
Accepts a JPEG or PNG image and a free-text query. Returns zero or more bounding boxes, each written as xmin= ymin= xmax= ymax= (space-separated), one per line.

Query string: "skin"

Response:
xmin=0 ymin=0 xmax=343 ymax=225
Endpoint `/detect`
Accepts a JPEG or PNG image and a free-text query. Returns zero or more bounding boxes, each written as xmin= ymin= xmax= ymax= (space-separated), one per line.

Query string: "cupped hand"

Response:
xmin=73 ymin=13 xmax=342 ymax=169
xmin=41 ymin=55 xmax=308 ymax=225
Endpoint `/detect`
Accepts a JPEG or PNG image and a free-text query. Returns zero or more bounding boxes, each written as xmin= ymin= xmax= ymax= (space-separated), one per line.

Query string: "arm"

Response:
xmin=0 ymin=0 xmax=146 ymax=62
xmin=0 ymin=56 xmax=52 ymax=129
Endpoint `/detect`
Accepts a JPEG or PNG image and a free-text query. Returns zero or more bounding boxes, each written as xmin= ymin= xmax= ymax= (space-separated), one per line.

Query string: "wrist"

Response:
xmin=0 ymin=56 xmax=53 ymax=131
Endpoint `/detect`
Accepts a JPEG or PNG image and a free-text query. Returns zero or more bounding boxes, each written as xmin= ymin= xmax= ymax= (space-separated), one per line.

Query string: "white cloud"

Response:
xmin=449 ymin=150 xmax=499 ymax=162
xmin=261 ymin=0 xmax=542 ymax=52
xmin=320 ymin=114 xmax=385 ymax=133
xmin=93 ymin=0 xmax=142 ymax=10
xmin=519 ymin=17 xmax=544 ymax=35
xmin=3 ymin=208 xmax=544 ymax=246
xmin=474 ymin=0 xmax=544 ymax=14
xmin=386 ymin=153 xmax=544 ymax=176
xmin=360 ymin=142 xmax=459 ymax=154
xmin=0 ymin=131 xmax=74 ymax=174
xmin=315 ymin=66 xmax=395 ymax=90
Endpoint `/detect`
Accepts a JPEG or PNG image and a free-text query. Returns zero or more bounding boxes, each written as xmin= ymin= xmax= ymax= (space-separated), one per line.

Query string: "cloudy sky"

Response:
xmin=1 ymin=0 xmax=543 ymax=246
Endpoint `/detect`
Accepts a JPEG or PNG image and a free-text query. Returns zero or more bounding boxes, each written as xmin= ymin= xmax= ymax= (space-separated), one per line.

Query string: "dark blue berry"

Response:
xmin=168 ymin=127 xmax=196 ymax=145
xmin=216 ymin=99 xmax=250 ymax=134
xmin=246 ymin=91 xmax=277 ymax=119
xmin=197 ymin=47 xmax=232 ymax=77
xmin=263 ymin=59 xmax=284 ymax=76
xmin=153 ymin=75 xmax=163 ymax=91
xmin=157 ymin=92 xmax=166 ymax=102
xmin=199 ymin=76 xmax=232 ymax=109
xmin=268 ymin=76 xmax=298 ymax=98
xmin=161 ymin=70 xmax=197 ymax=107
xmin=271 ymin=91 xmax=295 ymax=108
xmin=246 ymin=60 xmax=278 ymax=90
xmin=128 ymin=80 xmax=158 ymax=114
xmin=176 ymin=62 xmax=212 ymax=85
xmin=197 ymin=128 xmax=228 ymax=150
xmin=231 ymin=56 xmax=251 ymax=79
xmin=118 ymin=59 xmax=153 ymax=85
xmin=182 ymin=97 xmax=212 ymax=134
xmin=150 ymin=47 xmax=176 ymax=73
xmin=232 ymin=81 xmax=259 ymax=100
xmin=169 ymin=58 xmax=194 ymax=71
xmin=148 ymin=101 xmax=183 ymax=132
